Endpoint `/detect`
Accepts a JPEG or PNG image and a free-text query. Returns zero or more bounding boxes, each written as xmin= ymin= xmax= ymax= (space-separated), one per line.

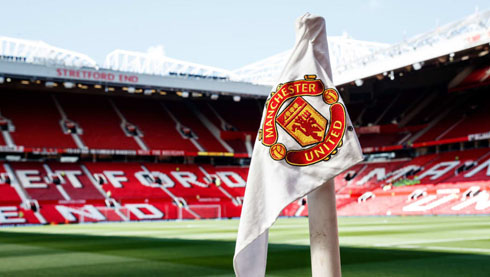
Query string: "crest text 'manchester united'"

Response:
xmin=259 ymin=75 xmax=346 ymax=166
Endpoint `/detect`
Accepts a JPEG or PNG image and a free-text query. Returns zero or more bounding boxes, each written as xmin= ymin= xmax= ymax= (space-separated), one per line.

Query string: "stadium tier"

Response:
xmin=0 ymin=87 xmax=488 ymax=155
xmin=0 ymin=83 xmax=489 ymax=226
xmin=355 ymin=87 xmax=490 ymax=151
xmin=113 ymin=98 xmax=197 ymax=151
xmin=56 ymin=93 xmax=141 ymax=150
xmin=0 ymin=91 xmax=77 ymax=149
xmin=0 ymin=90 xmax=263 ymax=155
xmin=0 ymin=14 xmax=489 ymax=226
xmin=0 ymin=147 xmax=489 ymax=225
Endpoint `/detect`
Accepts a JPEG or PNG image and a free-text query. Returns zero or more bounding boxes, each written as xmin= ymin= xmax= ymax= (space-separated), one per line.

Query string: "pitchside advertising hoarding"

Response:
xmin=0 ymin=131 xmax=488 ymax=157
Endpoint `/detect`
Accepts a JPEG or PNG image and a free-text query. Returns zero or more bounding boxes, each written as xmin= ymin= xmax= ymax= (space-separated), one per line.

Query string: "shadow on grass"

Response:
xmin=0 ymin=231 xmax=488 ymax=276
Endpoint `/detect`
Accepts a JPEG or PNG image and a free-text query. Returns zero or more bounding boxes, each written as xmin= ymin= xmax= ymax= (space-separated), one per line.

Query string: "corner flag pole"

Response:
xmin=307 ymin=179 xmax=341 ymax=277
xmin=233 ymin=14 xmax=362 ymax=277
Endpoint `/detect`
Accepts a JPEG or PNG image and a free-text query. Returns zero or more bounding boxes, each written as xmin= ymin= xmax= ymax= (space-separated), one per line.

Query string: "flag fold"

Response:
xmin=234 ymin=13 xmax=363 ymax=277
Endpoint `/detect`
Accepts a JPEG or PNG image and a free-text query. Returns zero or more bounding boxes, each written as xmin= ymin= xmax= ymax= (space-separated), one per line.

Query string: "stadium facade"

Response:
xmin=0 ymin=11 xmax=489 ymax=225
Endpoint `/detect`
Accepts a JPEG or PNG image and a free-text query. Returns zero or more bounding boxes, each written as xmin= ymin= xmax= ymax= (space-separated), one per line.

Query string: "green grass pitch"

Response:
xmin=0 ymin=216 xmax=489 ymax=276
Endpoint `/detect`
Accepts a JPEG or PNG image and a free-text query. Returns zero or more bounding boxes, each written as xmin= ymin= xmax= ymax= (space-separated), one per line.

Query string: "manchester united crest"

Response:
xmin=259 ymin=75 xmax=346 ymax=166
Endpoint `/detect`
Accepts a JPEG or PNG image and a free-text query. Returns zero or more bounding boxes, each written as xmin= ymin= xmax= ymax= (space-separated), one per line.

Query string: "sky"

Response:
xmin=1 ymin=0 xmax=490 ymax=70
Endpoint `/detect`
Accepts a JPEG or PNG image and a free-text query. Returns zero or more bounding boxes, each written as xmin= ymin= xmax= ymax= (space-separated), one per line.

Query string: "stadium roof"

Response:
xmin=0 ymin=10 xmax=489 ymax=92
xmin=0 ymin=36 xmax=97 ymax=68
xmin=235 ymin=10 xmax=490 ymax=86
xmin=232 ymin=35 xmax=389 ymax=85
xmin=0 ymin=34 xmax=388 ymax=84
xmin=104 ymin=48 xmax=239 ymax=81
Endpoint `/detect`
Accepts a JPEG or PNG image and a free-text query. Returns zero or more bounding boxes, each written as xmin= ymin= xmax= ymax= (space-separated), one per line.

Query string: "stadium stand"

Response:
xmin=1 ymin=10 xmax=489 ymax=225
xmin=358 ymin=133 xmax=406 ymax=148
xmin=194 ymin=102 xmax=224 ymax=130
xmin=194 ymin=101 xmax=250 ymax=153
xmin=0 ymin=91 xmax=76 ymax=148
xmin=0 ymin=130 xmax=6 ymax=146
xmin=114 ymin=98 xmax=198 ymax=152
xmin=0 ymin=87 xmax=486 ymax=155
xmin=0 ymin=84 xmax=488 ymax=225
xmin=84 ymin=162 xmax=171 ymax=202
xmin=333 ymin=148 xmax=490 ymax=216
xmin=47 ymin=162 xmax=105 ymax=201
xmin=144 ymin=163 xmax=228 ymax=203
xmin=0 ymin=161 xmax=251 ymax=224
xmin=1 ymin=145 xmax=488 ymax=225
xmin=200 ymin=164 xmax=248 ymax=197
xmin=209 ymin=99 xmax=262 ymax=132
xmin=10 ymin=162 xmax=65 ymax=202
xmin=165 ymin=101 xmax=228 ymax=152
xmin=440 ymin=100 xmax=490 ymax=140
xmin=57 ymin=94 xmax=140 ymax=150
xmin=0 ymin=163 xmax=21 ymax=204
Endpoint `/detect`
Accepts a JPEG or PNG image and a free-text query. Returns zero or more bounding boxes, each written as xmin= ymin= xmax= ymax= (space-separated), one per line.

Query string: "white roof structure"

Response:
xmin=104 ymin=48 xmax=238 ymax=80
xmin=1 ymin=10 xmax=489 ymax=88
xmin=0 ymin=36 xmax=97 ymax=68
xmin=333 ymin=9 xmax=490 ymax=85
xmin=235 ymin=10 xmax=490 ymax=86
xmin=233 ymin=35 xmax=389 ymax=85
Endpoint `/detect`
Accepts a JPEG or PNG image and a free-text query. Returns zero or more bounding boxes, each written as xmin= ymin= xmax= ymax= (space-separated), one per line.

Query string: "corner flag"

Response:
xmin=233 ymin=13 xmax=363 ymax=276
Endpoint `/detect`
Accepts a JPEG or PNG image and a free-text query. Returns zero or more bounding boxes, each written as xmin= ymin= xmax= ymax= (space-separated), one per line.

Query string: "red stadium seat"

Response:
xmin=0 ymin=91 xmax=77 ymax=148
xmin=114 ymin=98 xmax=198 ymax=152
xmin=57 ymin=94 xmax=140 ymax=150
xmin=165 ymin=101 xmax=228 ymax=152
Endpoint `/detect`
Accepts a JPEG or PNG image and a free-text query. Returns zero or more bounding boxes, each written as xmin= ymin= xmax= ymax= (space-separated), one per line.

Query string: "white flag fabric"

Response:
xmin=233 ymin=13 xmax=363 ymax=277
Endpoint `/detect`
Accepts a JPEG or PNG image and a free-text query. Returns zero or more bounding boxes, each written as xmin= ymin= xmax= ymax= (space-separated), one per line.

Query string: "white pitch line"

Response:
xmin=417 ymin=246 xmax=490 ymax=254
xmin=375 ymin=244 xmax=490 ymax=254
xmin=374 ymin=236 xmax=490 ymax=247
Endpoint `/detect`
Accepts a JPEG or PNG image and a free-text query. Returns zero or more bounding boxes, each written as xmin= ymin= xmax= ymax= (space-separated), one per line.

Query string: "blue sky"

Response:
xmin=2 ymin=0 xmax=489 ymax=70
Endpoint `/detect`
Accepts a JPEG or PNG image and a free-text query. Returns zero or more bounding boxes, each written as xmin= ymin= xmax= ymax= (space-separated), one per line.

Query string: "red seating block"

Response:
xmin=115 ymin=98 xmax=197 ymax=151
xmin=0 ymin=163 xmax=21 ymax=204
xmin=47 ymin=163 xmax=105 ymax=201
xmin=144 ymin=163 xmax=228 ymax=204
xmin=165 ymin=101 xmax=227 ymax=152
xmin=57 ymin=94 xmax=139 ymax=150
xmin=83 ymin=162 xmax=171 ymax=202
xmin=0 ymin=91 xmax=76 ymax=148
xmin=210 ymin=99 xmax=262 ymax=132
xmin=10 ymin=162 xmax=64 ymax=202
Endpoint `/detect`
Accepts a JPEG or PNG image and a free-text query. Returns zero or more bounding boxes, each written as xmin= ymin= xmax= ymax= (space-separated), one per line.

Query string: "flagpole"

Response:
xmin=234 ymin=14 xmax=363 ymax=277
xmin=307 ymin=179 xmax=341 ymax=277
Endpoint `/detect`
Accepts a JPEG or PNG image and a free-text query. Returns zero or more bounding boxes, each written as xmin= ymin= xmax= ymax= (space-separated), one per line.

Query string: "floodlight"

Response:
xmin=144 ymin=89 xmax=154 ymax=95
xmin=389 ymin=71 xmax=395 ymax=80
xmin=45 ymin=81 xmax=57 ymax=88
xmin=412 ymin=62 xmax=422 ymax=71
xmin=63 ymin=82 xmax=75 ymax=89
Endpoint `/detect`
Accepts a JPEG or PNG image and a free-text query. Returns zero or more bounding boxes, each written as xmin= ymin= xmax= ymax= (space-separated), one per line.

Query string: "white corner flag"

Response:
xmin=234 ymin=13 xmax=363 ymax=276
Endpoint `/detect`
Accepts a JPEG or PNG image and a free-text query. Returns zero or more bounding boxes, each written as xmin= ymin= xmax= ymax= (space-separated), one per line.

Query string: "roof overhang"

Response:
xmin=0 ymin=60 xmax=272 ymax=97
